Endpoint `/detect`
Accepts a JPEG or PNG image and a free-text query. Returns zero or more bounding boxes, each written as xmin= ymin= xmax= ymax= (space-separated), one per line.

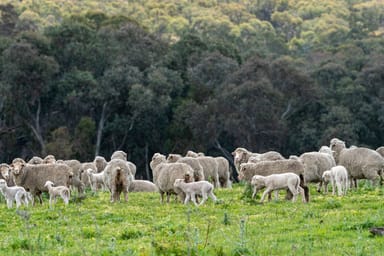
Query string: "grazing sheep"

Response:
xmin=86 ymin=168 xmax=106 ymax=192
xmin=103 ymin=159 xmax=134 ymax=203
xmin=167 ymin=154 xmax=205 ymax=182
xmin=322 ymin=165 xmax=349 ymax=196
xmin=150 ymin=153 xmax=195 ymax=203
xmin=299 ymin=152 xmax=336 ymax=193
xmin=238 ymin=159 xmax=309 ymax=202
xmin=330 ymin=138 xmax=384 ymax=187
xmin=43 ymin=155 xmax=56 ymax=164
xmin=173 ymin=179 xmax=217 ymax=206
xmin=10 ymin=162 xmax=73 ymax=205
xmin=186 ymin=150 xmax=220 ymax=188
xmin=44 ymin=181 xmax=70 ymax=207
xmin=128 ymin=180 xmax=158 ymax=193
xmin=94 ymin=156 xmax=108 ymax=173
xmin=27 ymin=156 xmax=44 ymax=165
xmin=251 ymin=173 xmax=305 ymax=203
xmin=376 ymin=147 xmax=384 ymax=158
xmin=0 ymin=179 xmax=31 ymax=208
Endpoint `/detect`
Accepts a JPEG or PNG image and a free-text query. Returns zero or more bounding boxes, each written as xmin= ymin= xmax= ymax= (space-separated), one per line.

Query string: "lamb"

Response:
xmin=299 ymin=151 xmax=336 ymax=193
xmin=103 ymin=159 xmax=134 ymax=203
xmin=238 ymin=159 xmax=310 ymax=202
xmin=251 ymin=173 xmax=305 ymax=203
xmin=94 ymin=156 xmax=108 ymax=173
xmin=167 ymin=154 xmax=205 ymax=182
xmin=322 ymin=166 xmax=349 ymax=196
xmin=150 ymin=153 xmax=195 ymax=203
xmin=173 ymin=179 xmax=217 ymax=206
xmin=330 ymin=138 xmax=384 ymax=187
xmin=0 ymin=163 xmax=10 ymax=182
xmin=42 ymin=155 xmax=56 ymax=164
xmin=186 ymin=150 xmax=220 ymax=188
xmin=86 ymin=168 xmax=106 ymax=192
xmin=10 ymin=161 xmax=73 ymax=204
xmin=27 ymin=156 xmax=44 ymax=165
xmin=80 ymin=162 xmax=98 ymax=188
xmin=128 ymin=180 xmax=158 ymax=193
xmin=0 ymin=179 xmax=31 ymax=208
xmin=44 ymin=181 xmax=70 ymax=207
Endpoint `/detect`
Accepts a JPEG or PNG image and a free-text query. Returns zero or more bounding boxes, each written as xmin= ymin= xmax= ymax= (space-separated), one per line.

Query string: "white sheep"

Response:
xmin=173 ymin=179 xmax=217 ymax=206
xmin=322 ymin=165 xmax=349 ymax=196
xmin=0 ymin=179 xmax=31 ymax=208
xmin=86 ymin=168 xmax=106 ymax=192
xmin=251 ymin=173 xmax=305 ymax=203
xmin=44 ymin=181 xmax=70 ymax=207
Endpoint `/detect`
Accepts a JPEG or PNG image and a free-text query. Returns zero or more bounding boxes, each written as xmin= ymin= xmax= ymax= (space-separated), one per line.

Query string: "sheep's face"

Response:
xmin=0 ymin=179 xmax=6 ymax=188
xmin=322 ymin=171 xmax=332 ymax=182
xmin=166 ymin=154 xmax=179 ymax=163
xmin=251 ymin=176 xmax=265 ymax=189
xmin=238 ymin=164 xmax=247 ymax=180
xmin=10 ymin=160 xmax=25 ymax=176
xmin=44 ymin=181 xmax=54 ymax=187
xmin=173 ymin=178 xmax=183 ymax=188
xmin=0 ymin=165 xmax=10 ymax=180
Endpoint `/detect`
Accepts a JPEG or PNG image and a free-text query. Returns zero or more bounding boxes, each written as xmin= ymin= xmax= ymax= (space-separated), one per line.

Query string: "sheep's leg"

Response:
xmin=124 ymin=189 xmax=128 ymax=202
xmin=298 ymin=186 xmax=306 ymax=203
xmin=274 ymin=190 xmax=279 ymax=201
xmin=344 ymin=178 xmax=348 ymax=195
xmin=166 ymin=192 xmax=171 ymax=203
xmin=6 ymin=199 xmax=12 ymax=209
xmin=191 ymin=193 xmax=200 ymax=206
xmin=251 ymin=187 xmax=258 ymax=199
xmin=209 ymin=192 xmax=217 ymax=203
xmin=331 ymin=179 xmax=336 ymax=195
xmin=199 ymin=192 xmax=208 ymax=206
xmin=160 ymin=191 xmax=165 ymax=203
xmin=260 ymin=188 xmax=272 ymax=203
xmin=336 ymin=181 xmax=343 ymax=196
xmin=288 ymin=185 xmax=298 ymax=202
xmin=323 ymin=181 xmax=328 ymax=194
xmin=184 ymin=194 xmax=191 ymax=205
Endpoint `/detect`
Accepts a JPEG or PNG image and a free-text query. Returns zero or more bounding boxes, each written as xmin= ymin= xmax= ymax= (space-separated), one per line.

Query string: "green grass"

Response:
xmin=0 ymin=184 xmax=384 ymax=255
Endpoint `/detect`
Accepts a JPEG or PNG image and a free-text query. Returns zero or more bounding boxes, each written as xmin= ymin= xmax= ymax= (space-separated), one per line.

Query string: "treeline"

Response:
xmin=0 ymin=1 xmax=383 ymax=178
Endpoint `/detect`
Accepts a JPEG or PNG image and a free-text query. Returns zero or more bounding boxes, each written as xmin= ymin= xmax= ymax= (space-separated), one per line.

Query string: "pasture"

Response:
xmin=0 ymin=183 xmax=383 ymax=255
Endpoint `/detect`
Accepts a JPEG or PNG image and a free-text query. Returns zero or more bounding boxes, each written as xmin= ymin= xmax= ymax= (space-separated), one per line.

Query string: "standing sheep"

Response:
xmin=231 ymin=148 xmax=259 ymax=174
xmin=173 ymin=179 xmax=217 ymax=206
xmin=251 ymin=173 xmax=305 ymax=203
xmin=215 ymin=156 xmax=232 ymax=188
xmin=330 ymin=138 xmax=384 ymax=187
xmin=322 ymin=165 xmax=349 ymax=196
xmin=110 ymin=150 xmax=137 ymax=178
xmin=80 ymin=162 xmax=98 ymax=188
xmin=10 ymin=162 xmax=73 ymax=205
xmin=94 ymin=156 xmax=108 ymax=173
xmin=86 ymin=168 xmax=106 ymax=192
xmin=103 ymin=159 xmax=134 ymax=203
xmin=0 ymin=179 xmax=31 ymax=208
xmin=167 ymin=154 xmax=205 ymax=182
xmin=186 ymin=151 xmax=220 ymax=188
xmin=238 ymin=159 xmax=310 ymax=202
xmin=44 ymin=181 xmax=70 ymax=207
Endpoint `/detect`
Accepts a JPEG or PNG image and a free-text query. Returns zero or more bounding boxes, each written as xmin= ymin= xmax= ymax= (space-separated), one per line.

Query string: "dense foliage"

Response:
xmin=0 ymin=1 xmax=383 ymax=178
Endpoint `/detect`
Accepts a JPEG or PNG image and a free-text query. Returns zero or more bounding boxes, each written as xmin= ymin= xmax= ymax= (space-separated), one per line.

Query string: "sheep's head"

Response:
xmin=238 ymin=163 xmax=248 ymax=181
xmin=44 ymin=181 xmax=54 ymax=187
xmin=322 ymin=170 xmax=332 ymax=182
xmin=186 ymin=150 xmax=198 ymax=158
xmin=251 ymin=175 xmax=265 ymax=189
xmin=0 ymin=179 xmax=7 ymax=188
xmin=10 ymin=158 xmax=26 ymax=176
xmin=173 ymin=178 xmax=184 ymax=188
xmin=43 ymin=155 xmax=56 ymax=164
xmin=111 ymin=150 xmax=127 ymax=161
xmin=167 ymin=154 xmax=181 ymax=163
xmin=0 ymin=164 xmax=10 ymax=180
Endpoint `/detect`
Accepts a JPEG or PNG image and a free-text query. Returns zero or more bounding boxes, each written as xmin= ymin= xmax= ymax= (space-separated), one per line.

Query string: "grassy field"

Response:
xmin=0 ymin=183 xmax=384 ymax=255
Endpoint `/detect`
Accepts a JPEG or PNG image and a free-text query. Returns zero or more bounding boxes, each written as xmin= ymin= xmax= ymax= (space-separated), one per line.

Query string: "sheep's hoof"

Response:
xmin=370 ymin=227 xmax=384 ymax=236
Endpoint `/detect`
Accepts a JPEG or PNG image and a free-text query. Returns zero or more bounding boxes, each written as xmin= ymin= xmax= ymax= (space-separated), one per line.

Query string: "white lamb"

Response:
xmin=86 ymin=168 xmax=106 ymax=192
xmin=0 ymin=179 xmax=31 ymax=208
xmin=322 ymin=165 xmax=349 ymax=196
xmin=251 ymin=173 xmax=305 ymax=203
xmin=44 ymin=181 xmax=70 ymax=207
xmin=173 ymin=179 xmax=217 ymax=206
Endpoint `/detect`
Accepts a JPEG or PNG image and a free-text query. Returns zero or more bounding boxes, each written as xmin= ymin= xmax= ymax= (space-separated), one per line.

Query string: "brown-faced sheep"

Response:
xmin=186 ymin=151 xmax=220 ymax=188
xmin=330 ymin=138 xmax=384 ymax=187
xmin=238 ymin=159 xmax=309 ymax=202
xmin=128 ymin=180 xmax=158 ymax=193
xmin=150 ymin=153 xmax=195 ymax=203
xmin=103 ymin=159 xmax=134 ymax=203
xmin=10 ymin=162 xmax=73 ymax=205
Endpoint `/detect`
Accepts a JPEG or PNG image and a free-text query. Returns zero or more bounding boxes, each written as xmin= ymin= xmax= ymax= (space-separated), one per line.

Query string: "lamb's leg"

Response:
xmin=336 ymin=181 xmax=343 ymax=196
xmin=288 ymin=184 xmax=298 ymax=202
xmin=184 ymin=194 xmax=190 ymax=205
xmin=191 ymin=193 xmax=199 ymax=206
xmin=6 ymin=199 xmax=12 ymax=209
xmin=274 ymin=190 xmax=279 ymax=201
xmin=260 ymin=188 xmax=272 ymax=203
xmin=331 ymin=179 xmax=336 ymax=195
xmin=199 ymin=192 xmax=208 ymax=206
xmin=252 ymin=187 xmax=258 ymax=199
xmin=209 ymin=192 xmax=217 ymax=203
xmin=298 ymin=186 xmax=306 ymax=203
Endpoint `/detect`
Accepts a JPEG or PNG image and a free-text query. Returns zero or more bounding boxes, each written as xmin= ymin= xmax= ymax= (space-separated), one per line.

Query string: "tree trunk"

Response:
xmin=26 ymin=99 xmax=46 ymax=155
xmin=95 ymin=102 xmax=107 ymax=157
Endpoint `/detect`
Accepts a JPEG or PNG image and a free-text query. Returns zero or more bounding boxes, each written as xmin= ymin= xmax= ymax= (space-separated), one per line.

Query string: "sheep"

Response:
xmin=94 ymin=156 xmax=108 ymax=173
xmin=80 ymin=162 xmax=98 ymax=188
xmin=43 ymin=155 xmax=56 ymax=164
xmin=167 ymin=154 xmax=205 ymax=182
xmin=322 ymin=165 xmax=349 ymax=196
xmin=0 ymin=163 xmax=10 ymax=182
xmin=299 ymin=152 xmax=336 ymax=193
xmin=111 ymin=150 xmax=127 ymax=161
xmin=173 ymin=179 xmax=217 ymax=206
xmin=60 ymin=159 xmax=82 ymax=178
xmin=128 ymin=180 xmax=158 ymax=193
xmin=251 ymin=173 xmax=305 ymax=203
xmin=215 ymin=156 xmax=232 ymax=188
xmin=330 ymin=138 xmax=384 ymax=188
xmin=44 ymin=181 xmax=70 ymax=207
xmin=103 ymin=159 xmax=134 ymax=203
xmin=10 ymin=162 xmax=73 ymax=205
xmin=186 ymin=150 xmax=220 ymax=188
xmin=27 ymin=156 xmax=44 ymax=165
xmin=319 ymin=146 xmax=333 ymax=156
xmin=86 ymin=168 xmax=106 ymax=192
xmin=376 ymin=147 xmax=384 ymax=158
xmin=150 ymin=153 xmax=195 ymax=203
xmin=232 ymin=148 xmax=284 ymax=173
xmin=0 ymin=179 xmax=31 ymax=208
xmin=238 ymin=159 xmax=310 ymax=202
xmin=247 ymin=151 xmax=285 ymax=163
xmin=68 ymin=175 xmax=85 ymax=195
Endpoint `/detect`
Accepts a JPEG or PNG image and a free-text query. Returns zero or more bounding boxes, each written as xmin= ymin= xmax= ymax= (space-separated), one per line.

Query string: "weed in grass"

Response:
xmin=223 ymin=212 xmax=230 ymax=225
xmin=324 ymin=198 xmax=342 ymax=209
xmin=232 ymin=217 xmax=251 ymax=256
